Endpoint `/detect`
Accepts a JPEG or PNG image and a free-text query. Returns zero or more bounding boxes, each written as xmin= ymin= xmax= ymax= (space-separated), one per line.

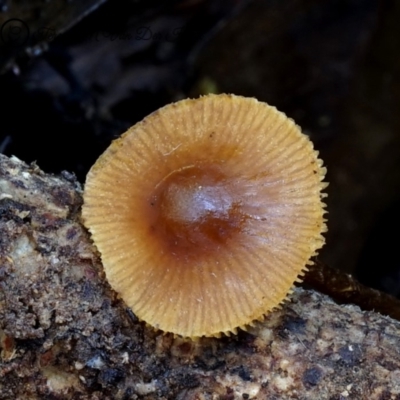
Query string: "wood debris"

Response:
xmin=0 ymin=154 xmax=399 ymax=399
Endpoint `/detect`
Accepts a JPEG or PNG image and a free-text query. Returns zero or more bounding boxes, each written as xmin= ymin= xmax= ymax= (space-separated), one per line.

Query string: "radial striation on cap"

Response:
xmin=82 ymin=94 xmax=327 ymax=338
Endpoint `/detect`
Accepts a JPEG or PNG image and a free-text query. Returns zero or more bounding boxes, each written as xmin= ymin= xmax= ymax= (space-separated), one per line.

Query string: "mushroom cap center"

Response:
xmin=148 ymin=165 xmax=245 ymax=261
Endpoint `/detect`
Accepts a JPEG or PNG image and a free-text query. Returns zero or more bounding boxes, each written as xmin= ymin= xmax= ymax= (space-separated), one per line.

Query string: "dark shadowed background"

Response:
xmin=0 ymin=0 xmax=399 ymax=297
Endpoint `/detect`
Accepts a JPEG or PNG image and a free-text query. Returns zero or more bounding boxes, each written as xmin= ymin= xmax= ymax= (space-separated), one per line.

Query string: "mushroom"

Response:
xmin=82 ymin=94 xmax=327 ymax=338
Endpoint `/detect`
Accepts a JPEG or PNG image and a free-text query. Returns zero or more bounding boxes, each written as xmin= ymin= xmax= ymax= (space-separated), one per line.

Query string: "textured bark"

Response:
xmin=0 ymin=153 xmax=399 ymax=400
xmin=305 ymin=260 xmax=400 ymax=321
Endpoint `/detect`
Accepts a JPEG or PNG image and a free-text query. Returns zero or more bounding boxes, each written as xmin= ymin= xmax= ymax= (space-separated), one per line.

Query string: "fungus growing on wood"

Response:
xmin=82 ymin=94 xmax=327 ymax=338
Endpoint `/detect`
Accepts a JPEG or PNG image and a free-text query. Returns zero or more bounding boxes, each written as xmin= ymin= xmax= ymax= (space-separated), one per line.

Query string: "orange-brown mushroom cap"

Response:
xmin=82 ymin=94 xmax=327 ymax=338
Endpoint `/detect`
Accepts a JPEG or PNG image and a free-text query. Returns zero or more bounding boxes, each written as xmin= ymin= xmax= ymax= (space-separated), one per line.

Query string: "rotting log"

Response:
xmin=0 ymin=153 xmax=399 ymax=399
